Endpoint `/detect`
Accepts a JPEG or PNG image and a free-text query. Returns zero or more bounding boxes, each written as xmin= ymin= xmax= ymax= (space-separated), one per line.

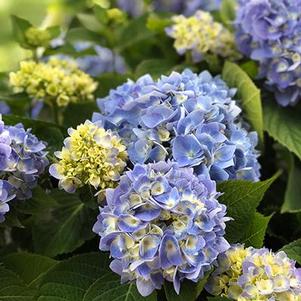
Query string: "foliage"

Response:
xmin=0 ymin=1 xmax=301 ymax=301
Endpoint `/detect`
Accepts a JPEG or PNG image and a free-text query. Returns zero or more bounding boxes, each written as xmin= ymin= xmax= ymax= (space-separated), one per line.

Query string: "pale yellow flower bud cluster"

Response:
xmin=25 ymin=27 xmax=51 ymax=48
xmin=9 ymin=58 xmax=98 ymax=107
xmin=49 ymin=121 xmax=128 ymax=193
xmin=166 ymin=10 xmax=237 ymax=61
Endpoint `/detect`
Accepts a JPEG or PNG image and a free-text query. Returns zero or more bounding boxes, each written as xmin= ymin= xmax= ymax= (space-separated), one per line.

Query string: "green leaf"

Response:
xmin=47 ymin=26 xmax=61 ymax=39
xmin=135 ymin=59 xmax=174 ymax=79
xmin=241 ymin=212 xmax=272 ymax=248
xmin=217 ymin=173 xmax=279 ymax=243
xmin=77 ymin=13 xmax=103 ymax=33
xmin=222 ymin=61 xmax=263 ymax=142
xmin=1 ymin=252 xmax=57 ymax=288
xmin=220 ymin=0 xmax=236 ymax=29
xmin=147 ymin=14 xmax=172 ymax=33
xmin=280 ymin=239 xmax=301 ymax=264
xmin=118 ymin=15 xmax=155 ymax=51
xmin=0 ymin=266 xmax=35 ymax=300
xmin=96 ymin=73 xmax=129 ymax=97
xmin=240 ymin=61 xmax=259 ymax=79
xmin=164 ymin=271 xmax=211 ymax=301
xmin=2 ymin=115 xmax=65 ymax=153
xmin=281 ymin=156 xmax=301 ymax=213
xmin=11 ymin=15 xmax=32 ymax=48
xmin=32 ymin=190 xmax=97 ymax=257
xmin=37 ymin=253 xmax=157 ymax=301
xmin=264 ymin=102 xmax=301 ymax=161
xmin=15 ymin=186 xmax=58 ymax=215
xmin=63 ymin=102 xmax=98 ymax=128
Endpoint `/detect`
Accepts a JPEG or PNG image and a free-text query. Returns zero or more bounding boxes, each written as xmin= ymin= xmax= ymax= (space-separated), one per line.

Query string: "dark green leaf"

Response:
xmin=135 ymin=59 xmax=174 ymax=79
xmin=96 ymin=73 xmax=129 ymax=97
xmin=281 ymin=156 xmax=301 ymax=213
xmin=37 ymin=253 xmax=157 ymax=301
xmin=32 ymin=190 xmax=97 ymax=257
xmin=280 ymin=239 xmax=301 ymax=264
xmin=264 ymin=102 xmax=301 ymax=161
xmin=15 ymin=186 xmax=58 ymax=215
xmin=63 ymin=102 xmax=98 ymax=128
xmin=1 ymin=252 xmax=57 ymax=288
xmin=222 ymin=61 xmax=263 ymax=142
xmin=11 ymin=15 xmax=32 ymax=48
xmin=118 ymin=15 xmax=155 ymax=51
xmin=241 ymin=212 xmax=272 ymax=248
xmin=0 ymin=266 xmax=35 ymax=300
xmin=218 ymin=173 xmax=279 ymax=243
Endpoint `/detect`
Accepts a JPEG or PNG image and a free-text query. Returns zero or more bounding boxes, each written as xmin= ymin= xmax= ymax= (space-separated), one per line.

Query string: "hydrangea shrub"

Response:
xmin=0 ymin=2 xmax=300 ymax=301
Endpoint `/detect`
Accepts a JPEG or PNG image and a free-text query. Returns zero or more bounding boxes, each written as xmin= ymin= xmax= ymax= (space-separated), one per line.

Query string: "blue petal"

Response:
xmin=118 ymin=214 xmax=145 ymax=232
xmin=159 ymin=234 xmax=183 ymax=269
xmin=154 ymin=187 xmax=180 ymax=209
xmin=172 ymin=135 xmax=204 ymax=167
xmin=134 ymin=204 xmax=161 ymax=221
xmin=139 ymin=235 xmax=160 ymax=259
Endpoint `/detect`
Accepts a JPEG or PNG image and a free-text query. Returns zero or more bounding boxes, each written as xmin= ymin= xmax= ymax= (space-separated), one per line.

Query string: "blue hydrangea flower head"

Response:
xmin=0 ymin=117 xmax=48 ymax=222
xmin=93 ymin=69 xmax=260 ymax=182
xmin=73 ymin=42 xmax=127 ymax=76
xmin=206 ymin=244 xmax=301 ymax=300
xmin=93 ymin=161 xmax=230 ymax=296
xmin=235 ymin=0 xmax=301 ymax=106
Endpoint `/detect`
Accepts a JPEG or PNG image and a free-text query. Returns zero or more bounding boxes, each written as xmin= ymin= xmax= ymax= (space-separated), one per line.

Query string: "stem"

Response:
xmin=185 ymin=51 xmax=193 ymax=65
xmin=51 ymin=102 xmax=60 ymax=125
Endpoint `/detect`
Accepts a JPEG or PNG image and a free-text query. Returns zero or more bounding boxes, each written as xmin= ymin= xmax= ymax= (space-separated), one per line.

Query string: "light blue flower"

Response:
xmin=93 ymin=69 xmax=260 ymax=182
xmin=235 ymin=0 xmax=301 ymax=106
xmin=0 ymin=118 xmax=48 ymax=221
xmin=93 ymin=161 xmax=230 ymax=296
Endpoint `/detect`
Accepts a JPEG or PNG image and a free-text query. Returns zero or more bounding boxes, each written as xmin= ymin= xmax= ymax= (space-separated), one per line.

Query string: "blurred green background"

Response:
xmin=0 ymin=0 xmax=87 ymax=71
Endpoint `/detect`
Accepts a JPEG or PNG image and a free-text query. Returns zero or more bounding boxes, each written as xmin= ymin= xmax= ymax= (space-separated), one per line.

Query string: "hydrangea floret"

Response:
xmin=49 ymin=120 xmax=127 ymax=193
xmin=235 ymin=0 xmax=301 ymax=106
xmin=93 ymin=69 xmax=260 ymax=182
xmin=206 ymin=244 xmax=301 ymax=300
xmin=166 ymin=10 xmax=237 ymax=62
xmin=9 ymin=58 xmax=98 ymax=107
xmin=0 ymin=118 xmax=48 ymax=222
xmin=93 ymin=161 xmax=230 ymax=296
